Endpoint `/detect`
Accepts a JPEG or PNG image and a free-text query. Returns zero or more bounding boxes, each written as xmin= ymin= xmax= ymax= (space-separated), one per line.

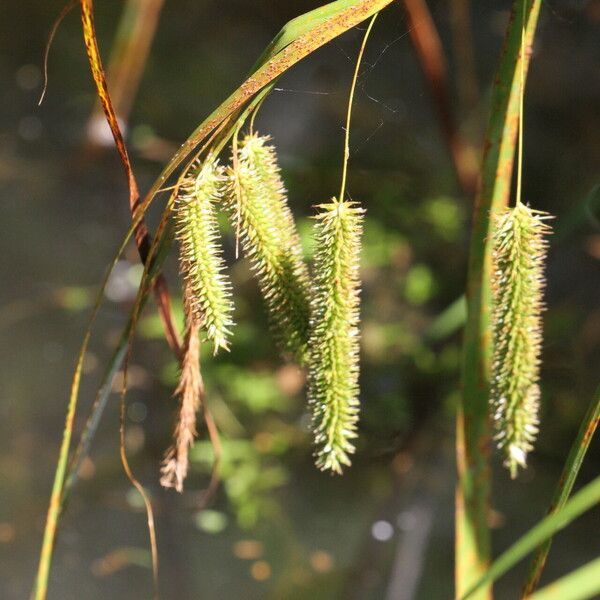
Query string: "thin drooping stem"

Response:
xmin=515 ymin=0 xmax=526 ymax=207
xmin=119 ymin=373 xmax=159 ymax=599
xmin=38 ymin=0 xmax=78 ymax=106
xmin=339 ymin=13 xmax=378 ymax=202
xmin=111 ymin=193 xmax=184 ymax=600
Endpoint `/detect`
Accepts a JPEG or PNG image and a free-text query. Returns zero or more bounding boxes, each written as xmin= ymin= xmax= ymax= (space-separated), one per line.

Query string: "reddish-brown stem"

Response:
xmin=80 ymin=0 xmax=181 ymax=356
xmin=402 ymin=0 xmax=478 ymax=196
xmin=450 ymin=0 xmax=479 ymax=118
xmin=86 ymin=0 xmax=165 ymax=147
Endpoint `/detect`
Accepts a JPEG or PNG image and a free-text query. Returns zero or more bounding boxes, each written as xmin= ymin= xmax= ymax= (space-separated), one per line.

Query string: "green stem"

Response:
xmin=528 ymin=557 xmax=600 ymax=600
xmin=515 ymin=0 xmax=526 ymax=207
xmin=522 ymin=385 xmax=600 ymax=596
xmin=460 ymin=476 xmax=600 ymax=600
xmin=339 ymin=13 xmax=378 ymax=202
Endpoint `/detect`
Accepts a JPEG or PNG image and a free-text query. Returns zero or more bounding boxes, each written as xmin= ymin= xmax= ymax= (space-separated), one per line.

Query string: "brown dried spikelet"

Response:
xmin=160 ymin=290 xmax=204 ymax=492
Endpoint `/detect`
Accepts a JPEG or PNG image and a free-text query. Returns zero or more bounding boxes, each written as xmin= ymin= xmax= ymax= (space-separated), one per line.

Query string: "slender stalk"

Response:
xmin=119 ymin=378 xmax=159 ymax=599
xmin=32 ymin=201 xmax=153 ymax=600
xmin=339 ymin=13 xmax=378 ymax=201
xmin=515 ymin=0 xmax=526 ymax=208
xmin=456 ymin=1 xmax=542 ymax=597
xmin=460 ymin=476 xmax=600 ymax=600
xmin=528 ymin=557 xmax=600 ymax=600
xmin=38 ymin=0 xmax=78 ymax=106
xmin=522 ymin=385 xmax=600 ymax=596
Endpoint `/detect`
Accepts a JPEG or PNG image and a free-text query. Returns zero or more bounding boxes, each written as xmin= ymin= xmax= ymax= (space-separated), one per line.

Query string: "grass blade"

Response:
xmin=62 ymin=224 xmax=173 ymax=506
xmin=33 ymin=224 xmax=142 ymax=600
xmin=139 ymin=0 xmax=395 ymax=223
xmin=85 ymin=0 xmax=165 ymax=138
xmin=522 ymin=385 xmax=600 ymax=595
xmin=528 ymin=557 xmax=600 ymax=600
xmin=459 ymin=476 xmax=600 ymax=600
xmin=253 ymin=0 xmax=362 ymax=67
xmin=32 ymin=181 xmax=172 ymax=600
xmin=80 ymin=0 xmax=181 ymax=356
xmin=457 ymin=1 xmax=542 ymax=597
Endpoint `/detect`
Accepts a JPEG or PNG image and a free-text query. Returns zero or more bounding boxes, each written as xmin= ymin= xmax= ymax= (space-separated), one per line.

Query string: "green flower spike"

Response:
xmin=490 ymin=202 xmax=552 ymax=478
xmin=227 ymin=133 xmax=311 ymax=363
xmin=308 ymin=199 xmax=364 ymax=474
xmin=175 ymin=156 xmax=234 ymax=354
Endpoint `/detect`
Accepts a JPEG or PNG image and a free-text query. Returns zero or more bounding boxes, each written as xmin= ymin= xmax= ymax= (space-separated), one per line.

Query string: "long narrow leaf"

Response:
xmin=33 ymin=208 xmax=152 ymax=600
xmin=459 ymin=476 xmax=600 ymax=600
xmin=61 ymin=225 xmax=173 ymax=506
xmin=139 ymin=0 xmax=394 ymax=219
xmin=522 ymin=385 xmax=600 ymax=595
xmin=457 ymin=1 xmax=542 ymax=597
xmin=528 ymin=557 xmax=600 ymax=600
xmin=80 ymin=0 xmax=180 ymax=355
xmin=254 ymin=0 xmax=360 ymax=67
xmin=32 ymin=178 xmax=172 ymax=600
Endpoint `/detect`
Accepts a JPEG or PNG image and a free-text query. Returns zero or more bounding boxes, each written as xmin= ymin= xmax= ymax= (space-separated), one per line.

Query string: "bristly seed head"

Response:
xmin=490 ymin=203 xmax=552 ymax=478
xmin=226 ymin=133 xmax=311 ymax=363
xmin=175 ymin=156 xmax=234 ymax=354
xmin=307 ymin=198 xmax=364 ymax=474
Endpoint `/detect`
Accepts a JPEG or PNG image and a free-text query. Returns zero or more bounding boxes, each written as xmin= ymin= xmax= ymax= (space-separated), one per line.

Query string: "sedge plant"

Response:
xmin=488 ymin=0 xmax=553 ymax=478
xmin=32 ymin=2 xmax=600 ymax=600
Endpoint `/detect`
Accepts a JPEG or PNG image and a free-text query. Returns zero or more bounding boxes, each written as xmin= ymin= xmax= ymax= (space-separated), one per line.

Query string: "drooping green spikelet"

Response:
xmin=490 ymin=202 xmax=552 ymax=478
xmin=175 ymin=157 xmax=234 ymax=354
xmin=227 ymin=134 xmax=311 ymax=363
xmin=308 ymin=199 xmax=364 ymax=474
